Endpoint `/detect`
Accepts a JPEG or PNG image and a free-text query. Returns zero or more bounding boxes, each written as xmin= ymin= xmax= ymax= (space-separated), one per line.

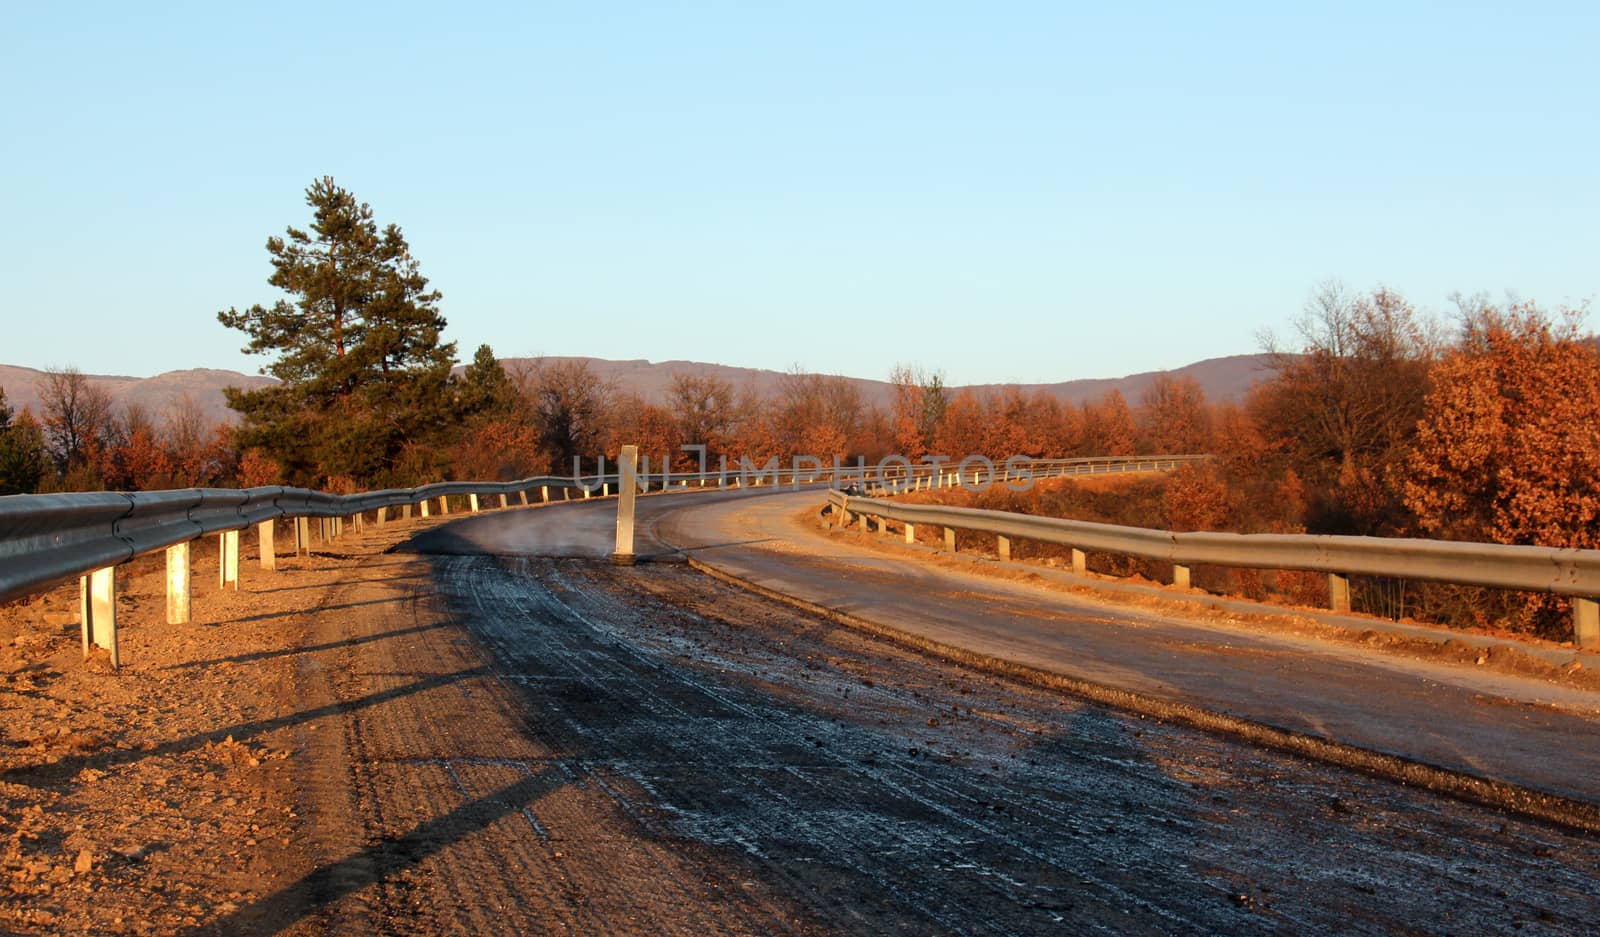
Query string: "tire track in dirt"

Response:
xmin=423 ymin=554 xmax=1600 ymax=935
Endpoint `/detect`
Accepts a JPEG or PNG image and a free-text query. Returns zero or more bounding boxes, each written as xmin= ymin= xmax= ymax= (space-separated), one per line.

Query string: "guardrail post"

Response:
xmin=541 ymin=485 xmax=549 ymax=502
xmin=1575 ymin=598 xmax=1599 ymax=649
xmin=80 ymin=567 xmax=117 ymax=668
xmin=499 ymin=493 xmax=510 ymax=509
xmin=858 ymin=512 xmax=869 ymax=532
xmin=420 ymin=499 xmax=431 ymax=518
xmin=519 ymin=490 xmax=529 ymax=505
xmin=997 ymin=535 xmax=1011 ymax=562
xmin=1071 ymin=548 xmax=1086 ymax=575
xmin=439 ymin=496 xmax=450 ymax=515
xmin=403 ymin=503 xmax=413 ymax=519
xmin=1172 ymin=564 xmax=1190 ymax=590
xmin=376 ymin=507 xmax=387 ymax=527
xmin=905 ymin=523 xmax=915 ymax=544
xmin=219 ymin=530 xmax=239 ymax=590
xmin=944 ymin=527 xmax=956 ymax=552
xmin=258 ymin=520 xmax=276 ymax=570
xmin=469 ymin=493 xmax=480 ymax=513
xmin=166 ymin=543 xmax=190 ymax=624
xmin=295 ymin=516 xmax=310 ymax=555
xmin=611 ymin=445 xmax=639 ymax=566
xmin=1328 ymin=573 xmax=1351 ymax=613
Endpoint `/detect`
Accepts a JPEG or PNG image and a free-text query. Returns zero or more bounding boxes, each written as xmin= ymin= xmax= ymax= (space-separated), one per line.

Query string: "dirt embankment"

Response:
xmin=0 ymin=518 xmax=435 ymax=935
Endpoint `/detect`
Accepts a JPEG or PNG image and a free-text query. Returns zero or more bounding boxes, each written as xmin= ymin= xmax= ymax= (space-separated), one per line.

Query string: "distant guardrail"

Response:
xmin=0 ymin=454 xmax=1196 ymax=667
xmin=825 ymin=489 xmax=1600 ymax=650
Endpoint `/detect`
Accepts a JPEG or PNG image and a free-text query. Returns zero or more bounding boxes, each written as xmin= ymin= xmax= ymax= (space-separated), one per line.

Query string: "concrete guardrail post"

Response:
xmin=1575 ymin=598 xmax=1599 ymax=649
xmin=611 ymin=445 xmax=639 ymax=566
xmin=295 ymin=516 xmax=310 ymax=555
xmin=420 ymin=499 xmax=431 ymax=518
xmin=499 ymin=493 xmax=510 ymax=509
xmin=469 ymin=493 xmax=480 ymax=513
xmin=1071 ymin=548 xmax=1087 ymax=575
xmin=1329 ymin=573 xmax=1351 ymax=613
xmin=1173 ymin=564 xmax=1191 ymax=590
xmin=80 ymin=567 xmax=118 ymax=669
xmin=944 ymin=527 xmax=956 ymax=552
xmin=905 ymin=523 xmax=915 ymax=544
xmin=219 ymin=530 xmax=239 ymax=590
xmin=259 ymin=520 xmax=275 ymax=570
xmin=166 ymin=543 xmax=190 ymax=624
xmin=402 ymin=502 xmax=413 ymax=519
xmin=997 ymin=535 xmax=1011 ymax=562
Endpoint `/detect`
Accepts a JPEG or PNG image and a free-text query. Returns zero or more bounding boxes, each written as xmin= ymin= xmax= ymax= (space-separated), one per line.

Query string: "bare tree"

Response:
xmin=667 ymin=372 xmax=741 ymax=456
xmin=523 ymin=360 xmax=613 ymax=471
xmin=37 ymin=366 xmax=113 ymax=472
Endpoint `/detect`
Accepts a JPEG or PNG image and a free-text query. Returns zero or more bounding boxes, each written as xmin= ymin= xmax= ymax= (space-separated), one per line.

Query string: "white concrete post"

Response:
xmin=1329 ymin=573 xmax=1351 ymax=613
xmin=295 ymin=516 xmax=310 ymax=555
xmin=439 ymin=496 xmax=450 ymax=515
xmin=166 ymin=543 xmax=190 ymax=624
xmin=80 ymin=567 xmax=117 ymax=668
xmin=603 ymin=482 xmax=610 ymax=497
xmin=905 ymin=523 xmax=915 ymax=544
xmin=420 ymin=499 xmax=431 ymax=518
xmin=1574 ymin=598 xmax=1598 ymax=649
xmin=500 ymin=493 xmax=509 ymax=509
xmin=376 ymin=507 xmax=387 ymax=526
xmin=997 ymin=535 xmax=1011 ymax=562
xmin=944 ymin=527 xmax=956 ymax=552
xmin=541 ymin=485 xmax=549 ymax=502
xmin=519 ymin=490 xmax=529 ymax=505
xmin=402 ymin=503 xmax=413 ymax=519
xmin=612 ymin=445 xmax=639 ymax=565
xmin=1071 ymin=548 xmax=1087 ymax=575
xmin=1173 ymin=564 xmax=1191 ymax=590
xmin=258 ymin=520 xmax=276 ymax=570
xmin=469 ymin=493 xmax=480 ymax=513
xmin=219 ymin=530 xmax=239 ymax=590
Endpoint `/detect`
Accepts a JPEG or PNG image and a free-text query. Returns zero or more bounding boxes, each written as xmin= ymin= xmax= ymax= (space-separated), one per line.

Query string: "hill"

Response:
xmin=0 ymin=354 xmax=1274 ymax=427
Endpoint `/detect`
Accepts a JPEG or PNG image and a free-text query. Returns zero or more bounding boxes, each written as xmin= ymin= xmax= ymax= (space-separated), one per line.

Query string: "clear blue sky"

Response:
xmin=3 ymin=2 xmax=1596 ymax=386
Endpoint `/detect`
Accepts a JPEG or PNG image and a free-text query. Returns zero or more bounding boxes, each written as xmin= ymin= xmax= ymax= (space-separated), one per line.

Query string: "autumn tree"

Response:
xmin=219 ymin=177 xmax=457 ymax=487
xmin=1079 ymin=390 xmax=1135 ymax=456
xmin=525 ymin=359 xmax=612 ymax=472
xmin=1403 ymin=304 xmax=1600 ymax=548
xmin=668 ymin=372 xmax=742 ymax=462
xmin=1253 ymin=282 xmax=1436 ymax=534
xmin=758 ymin=370 xmax=861 ymax=459
xmin=37 ymin=366 xmax=114 ymax=481
xmin=1136 ymin=374 xmax=1212 ymax=455
xmin=888 ymin=365 xmax=947 ymax=458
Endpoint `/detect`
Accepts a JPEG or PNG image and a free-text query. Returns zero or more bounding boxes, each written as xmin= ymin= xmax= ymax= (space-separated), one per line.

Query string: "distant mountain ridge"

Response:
xmin=0 ymin=354 xmax=1274 ymax=427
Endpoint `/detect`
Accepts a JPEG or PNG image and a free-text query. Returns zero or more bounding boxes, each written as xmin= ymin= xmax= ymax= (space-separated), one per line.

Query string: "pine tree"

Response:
xmin=0 ymin=387 xmax=50 ymax=495
xmin=219 ymin=177 xmax=457 ymax=487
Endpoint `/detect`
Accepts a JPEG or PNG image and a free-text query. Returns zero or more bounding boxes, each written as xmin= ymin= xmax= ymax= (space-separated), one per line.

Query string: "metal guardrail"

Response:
xmin=0 ymin=455 xmax=1194 ymax=607
xmin=828 ymin=490 xmax=1600 ymax=649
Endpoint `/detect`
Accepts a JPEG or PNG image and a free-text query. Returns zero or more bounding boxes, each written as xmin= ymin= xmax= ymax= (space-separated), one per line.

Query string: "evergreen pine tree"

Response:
xmin=219 ymin=178 xmax=457 ymax=487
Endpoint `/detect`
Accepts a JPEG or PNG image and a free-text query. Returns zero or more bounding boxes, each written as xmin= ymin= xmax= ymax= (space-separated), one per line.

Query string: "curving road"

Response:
xmin=407 ymin=485 xmax=1600 ymax=808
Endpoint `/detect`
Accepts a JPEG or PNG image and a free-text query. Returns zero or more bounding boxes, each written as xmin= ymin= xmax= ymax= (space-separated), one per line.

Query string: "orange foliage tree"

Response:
xmin=1402 ymin=305 xmax=1600 ymax=549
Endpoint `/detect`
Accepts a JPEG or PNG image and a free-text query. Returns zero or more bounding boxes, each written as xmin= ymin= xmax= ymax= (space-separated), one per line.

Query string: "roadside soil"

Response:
xmin=0 ymin=516 xmax=436 ymax=935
